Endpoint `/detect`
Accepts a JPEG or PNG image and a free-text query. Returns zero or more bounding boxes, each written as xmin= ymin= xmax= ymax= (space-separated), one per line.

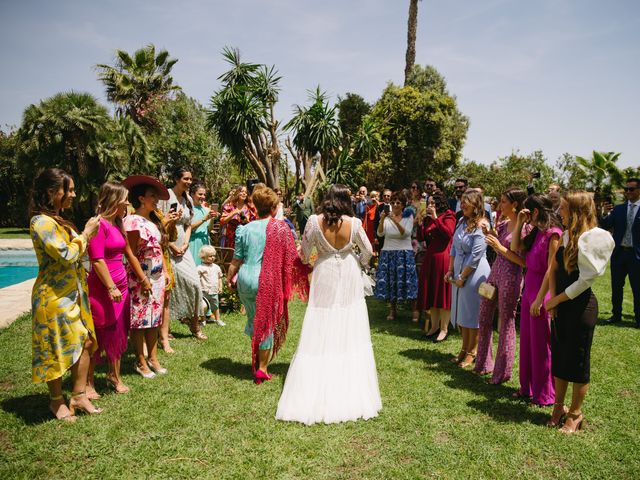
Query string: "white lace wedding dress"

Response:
xmin=276 ymin=214 xmax=382 ymax=425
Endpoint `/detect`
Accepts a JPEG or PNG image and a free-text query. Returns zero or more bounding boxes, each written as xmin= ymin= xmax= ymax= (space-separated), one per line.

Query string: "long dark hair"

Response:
xmin=172 ymin=166 xmax=193 ymax=216
xmin=29 ymin=168 xmax=78 ymax=235
xmin=431 ymin=192 xmax=449 ymax=215
xmin=521 ymin=194 xmax=561 ymax=251
xmin=503 ymin=187 xmax=527 ymax=212
xmin=129 ymin=183 xmax=167 ymax=247
xmin=321 ymin=184 xmax=354 ymax=226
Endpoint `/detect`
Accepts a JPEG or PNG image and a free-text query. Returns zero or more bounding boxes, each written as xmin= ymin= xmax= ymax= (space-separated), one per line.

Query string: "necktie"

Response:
xmin=623 ymin=203 xmax=636 ymax=247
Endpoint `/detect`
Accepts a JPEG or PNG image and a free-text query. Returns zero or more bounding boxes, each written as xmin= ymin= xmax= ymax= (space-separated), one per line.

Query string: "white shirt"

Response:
xmin=563 ymin=228 xmax=615 ymax=299
xmin=197 ymin=263 xmax=222 ymax=295
xmin=380 ymin=215 xmax=414 ymax=251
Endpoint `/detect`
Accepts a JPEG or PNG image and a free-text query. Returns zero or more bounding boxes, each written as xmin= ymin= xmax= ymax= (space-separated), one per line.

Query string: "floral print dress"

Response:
xmin=30 ymin=215 xmax=97 ymax=384
xmin=123 ymin=214 xmax=164 ymax=329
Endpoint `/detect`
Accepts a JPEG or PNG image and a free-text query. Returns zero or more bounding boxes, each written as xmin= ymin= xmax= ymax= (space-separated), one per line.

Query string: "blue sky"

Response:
xmin=1 ymin=0 xmax=638 ymax=168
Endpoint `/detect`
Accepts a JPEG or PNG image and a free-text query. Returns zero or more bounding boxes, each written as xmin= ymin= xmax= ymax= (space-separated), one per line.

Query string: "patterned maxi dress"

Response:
xmin=87 ymin=218 xmax=130 ymax=362
xmin=123 ymin=215 xmax=164 ymax=329
xmin=189 ymin=204 xmax=211 ymax=266
xmin=160 ymin=190 xmax=203 ymax=320
xmin=30 ymin=215 xmax=97 ymax=383
xmin=474 ymin=220 xmax=524 ymax=383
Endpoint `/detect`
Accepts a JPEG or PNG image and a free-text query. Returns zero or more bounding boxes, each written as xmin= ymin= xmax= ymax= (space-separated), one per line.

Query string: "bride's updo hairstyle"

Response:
xmin=321 ymin=184 xmax=354 ymax=226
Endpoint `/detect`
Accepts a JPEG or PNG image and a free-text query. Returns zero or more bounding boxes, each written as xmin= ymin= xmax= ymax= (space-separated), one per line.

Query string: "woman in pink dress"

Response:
xmin=474 ymin=188 xmax=527 ymax=384
xmin=511 ymin=194 xmax=562 ymax=406
xmin=87 ymin=183 xmax=150 ymax=394
xmin=220 ymin=185 xmax=256 ymax=249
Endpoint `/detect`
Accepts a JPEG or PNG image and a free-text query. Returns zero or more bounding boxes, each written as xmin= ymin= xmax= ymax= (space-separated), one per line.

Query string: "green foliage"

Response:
xmin=208 ymin=47 xmax=282 ymax=187
xmin=450 ymin=150 xmax=554 ymax=198
xmin=284 ymin=86 xmax=341 ymax=169
xmin=96 ymin=44 xmax=180 ymax=124
xmin=16 ymin=91 xmax=117 ymax=221
xmin=553 ymin=152 xmax=589 ymax=191
xmin=369 ymin=75 xmax=469 ymax=188
xmin=337 ymin=92 xmax=371 ymax=145
xmin=145 ymin=93 xmax=236 ymax=199
xmin=323 ymin=149 xmax=362 ymax=191
xmin=575 ymin=151 xmax=624 ymax=195
xmin=406 ymin=64 xmax=448 ymax=95
xmin=0 ymin=128 xmax=30 ymax=227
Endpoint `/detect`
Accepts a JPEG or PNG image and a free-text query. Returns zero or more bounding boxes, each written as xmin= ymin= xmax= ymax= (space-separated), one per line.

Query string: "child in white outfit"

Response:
xmin=197 ymin=245 xmax=225 ymax=326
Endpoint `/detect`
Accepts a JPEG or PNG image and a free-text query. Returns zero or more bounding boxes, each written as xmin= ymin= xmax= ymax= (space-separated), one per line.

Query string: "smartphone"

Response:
xmin=211 ymin=203 xmax=219 ymax=214
xmin=169 ymin=202 xmax=178 ymax=211
xmin=382 ymin=204 xmax=391 ymax=215
xmin=532 ymin=172 xmax=541 ymax=179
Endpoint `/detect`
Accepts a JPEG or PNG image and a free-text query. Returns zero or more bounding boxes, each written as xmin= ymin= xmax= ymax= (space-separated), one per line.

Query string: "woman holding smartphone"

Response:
xmin=189 ymin=182 xmax=217 ymax=266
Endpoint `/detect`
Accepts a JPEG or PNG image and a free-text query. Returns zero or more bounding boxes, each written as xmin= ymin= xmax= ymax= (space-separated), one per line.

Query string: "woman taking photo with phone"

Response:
xmin=189 ymin=182 xmax=217 ymax=266
xmin=544 ymin=192 xmax=613 ymax=432
xmin=375 ymin=190 xmax=418 ymax=320
xmin=30 ymin=168 xmax=101 ymax=420
xmin=160 ymin=166 xmax=206 ymax=340
xmin=510 ymin=194 xmax=562 ymax=406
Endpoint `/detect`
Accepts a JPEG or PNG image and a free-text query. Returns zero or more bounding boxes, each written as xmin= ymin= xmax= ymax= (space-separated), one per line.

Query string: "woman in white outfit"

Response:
xmin=276 ymin=184 xmax=382 ymax=425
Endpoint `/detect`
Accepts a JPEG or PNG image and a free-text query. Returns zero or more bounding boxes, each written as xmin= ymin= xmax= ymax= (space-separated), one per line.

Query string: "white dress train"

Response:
xmin=276 ymin=215 xmax=382 ymax=425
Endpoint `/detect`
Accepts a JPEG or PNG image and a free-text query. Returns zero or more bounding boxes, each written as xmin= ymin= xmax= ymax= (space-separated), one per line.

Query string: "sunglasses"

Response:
xmin=383 ymin=194 xmax=391 ymax=198
xmin=391 ymin=201 xmax=404 ymax=205
xmin=454 ymin=186 xmax=466 ymax=190
xmin=623 ymin=187 xmax=637 ymax=192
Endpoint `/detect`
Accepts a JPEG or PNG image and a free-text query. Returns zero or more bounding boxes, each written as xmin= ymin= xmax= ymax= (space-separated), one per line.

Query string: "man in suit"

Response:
xmin=448 ymin=178 xmax=468 ymax=212
xmin=373 ymin=189 xmax=392 ymax=250
xmin=353 ymin=186 xmax=368 ymax=221
xmin=601 ymin=178 xmax=640 ymax=327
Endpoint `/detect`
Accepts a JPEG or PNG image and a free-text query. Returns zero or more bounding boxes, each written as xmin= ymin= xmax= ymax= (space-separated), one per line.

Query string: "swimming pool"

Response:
xmin=0 ymin=250 xmax=38 ymax=288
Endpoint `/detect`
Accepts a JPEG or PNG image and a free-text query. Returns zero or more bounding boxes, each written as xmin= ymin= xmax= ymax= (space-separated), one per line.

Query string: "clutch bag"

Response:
xmin=478 ymin=282 xmax=497 ymax=300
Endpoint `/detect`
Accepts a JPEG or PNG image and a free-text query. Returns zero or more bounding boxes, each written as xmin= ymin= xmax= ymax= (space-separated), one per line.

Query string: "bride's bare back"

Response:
xmin=318 ymin=214 xmax=352 ymax=250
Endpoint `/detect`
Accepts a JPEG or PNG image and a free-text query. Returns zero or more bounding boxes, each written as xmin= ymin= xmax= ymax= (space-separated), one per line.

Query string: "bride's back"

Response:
xmin=318 ymin=214 xmax=352 ymax=250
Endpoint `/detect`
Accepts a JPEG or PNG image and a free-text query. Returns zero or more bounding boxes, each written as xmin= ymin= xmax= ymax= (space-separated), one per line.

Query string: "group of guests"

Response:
xmin=352 ymin=176 xmax=636 ymax=433
xmin=27 ymin=162 xmax=637 ymax=431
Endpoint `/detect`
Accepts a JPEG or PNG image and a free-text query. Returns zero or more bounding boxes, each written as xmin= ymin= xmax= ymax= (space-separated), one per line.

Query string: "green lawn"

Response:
xmin=0 ymin=271 xmax=638 ymax=479
xmin=0 ymin=227 xmax=29 ymax=239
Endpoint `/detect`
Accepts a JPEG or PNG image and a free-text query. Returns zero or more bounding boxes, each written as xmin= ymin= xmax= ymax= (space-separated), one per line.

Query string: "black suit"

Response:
xmin=600 ymin=201 xmax=640 ymax=324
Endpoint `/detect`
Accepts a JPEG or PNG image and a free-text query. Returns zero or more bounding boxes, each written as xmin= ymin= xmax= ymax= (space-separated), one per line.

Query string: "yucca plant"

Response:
xmin=575 ymin=150 xmax=624 ymax=195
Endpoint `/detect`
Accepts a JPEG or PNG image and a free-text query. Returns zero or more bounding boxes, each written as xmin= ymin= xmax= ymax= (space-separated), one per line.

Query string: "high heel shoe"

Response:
xmin=433 ymin=331 xmax=449 ymax=343
xmin=254 ymin=369 xmax=272 ymax=385
xmin=450 ymin=350 xmax=466 ymax=364
xmin=559 ymin=412 xmax=585 ymax=434
xmin=148 ymin=362 xmax=168 ymax=375
xmin=546 ymin=403 xmax=569 ymax=427
xmin=135 ymin=363 xmax=156 ymax=379
xmin=458 ymin=351 xmax=476 ymax=368
xmin=49 ymin=394 xmax=77 ymax=422
xmin=106 ymin=377 xmax=130 ymax=394
xmin=69 ymin=391 xmax=103 ymax=415
xmin=189 ymin=318 xmax=208 ymax=340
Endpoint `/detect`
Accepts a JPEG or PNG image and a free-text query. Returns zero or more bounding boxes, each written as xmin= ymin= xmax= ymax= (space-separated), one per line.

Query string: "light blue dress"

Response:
xmin=450 ymin=219 xmax=491 ymax=328
xmin=234 ymin=218 xmax=273 ymax=349
xmin=189 ymin=205 xmax=210 ymax=266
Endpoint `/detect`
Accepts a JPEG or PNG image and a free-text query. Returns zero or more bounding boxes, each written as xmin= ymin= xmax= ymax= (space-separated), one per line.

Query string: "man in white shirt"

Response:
xmin=601 ymin=178 xmax=640 ymax=327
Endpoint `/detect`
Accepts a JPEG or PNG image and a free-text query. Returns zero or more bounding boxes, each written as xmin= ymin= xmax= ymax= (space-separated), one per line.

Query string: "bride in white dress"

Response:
xmin=276 ymin=184 xmax=382 ymax=425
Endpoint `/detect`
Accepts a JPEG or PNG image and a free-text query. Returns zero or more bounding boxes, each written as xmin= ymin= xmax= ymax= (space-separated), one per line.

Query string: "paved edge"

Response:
xmin=0 ymin=278 xmax=34 ymax=329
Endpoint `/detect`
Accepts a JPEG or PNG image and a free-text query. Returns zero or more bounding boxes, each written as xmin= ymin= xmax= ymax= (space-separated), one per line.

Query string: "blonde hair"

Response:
xmin=460 ymin=189 xmax=487 ymax=232
xmin=562 ymin=191 xmax=597 ymax=273
xmin=96 ymin=182 xmax=129 ymax=232
xmin=199 ymin=244 xmax=217 ymax=260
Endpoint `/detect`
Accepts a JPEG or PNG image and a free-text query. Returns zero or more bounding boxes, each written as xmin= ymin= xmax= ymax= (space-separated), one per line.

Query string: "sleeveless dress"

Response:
xmin=189 ymin=204 xmax=211 ymax=266
xmin=276 ymin=215 xmax=382 ymax=425
xmin=87 ymin=218 xmax=130 ymax=362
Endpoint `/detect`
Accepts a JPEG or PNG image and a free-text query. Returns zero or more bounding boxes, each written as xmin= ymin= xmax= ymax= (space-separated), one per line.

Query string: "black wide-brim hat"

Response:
xmin=122 ymin=175 xmax=170 ymax=200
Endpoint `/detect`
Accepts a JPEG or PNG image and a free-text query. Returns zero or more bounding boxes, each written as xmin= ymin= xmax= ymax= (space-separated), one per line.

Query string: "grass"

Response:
xmin=0 ymin=228 xmax=29 ymax=239
xmin=0 ymin=269 xmax=638 ymax=479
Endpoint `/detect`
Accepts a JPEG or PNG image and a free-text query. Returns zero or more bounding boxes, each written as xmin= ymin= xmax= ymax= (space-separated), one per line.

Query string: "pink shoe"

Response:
xmin=254 ymin=370 xmax=272 ymax=384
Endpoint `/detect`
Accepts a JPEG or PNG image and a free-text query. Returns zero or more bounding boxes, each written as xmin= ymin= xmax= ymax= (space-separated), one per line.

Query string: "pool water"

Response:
xmin=0 ymin=250 xmax=38 ymax=288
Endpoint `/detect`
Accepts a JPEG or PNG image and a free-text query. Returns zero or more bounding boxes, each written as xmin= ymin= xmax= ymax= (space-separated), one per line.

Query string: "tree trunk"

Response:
xmin=404 ymin=0 xmax=419 ymax=86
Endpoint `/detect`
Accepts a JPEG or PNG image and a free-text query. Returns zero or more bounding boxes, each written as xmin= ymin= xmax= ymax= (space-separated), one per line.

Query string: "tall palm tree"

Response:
xmin=96 ymin=44 xmax=180 ymax=125
xmin=207 ymin=47 xmax=282 ymax=188
xmin=575 ymin=151 xmax=624 ymax=195
xmin=404 ymin=0 xmax=422 ymax=86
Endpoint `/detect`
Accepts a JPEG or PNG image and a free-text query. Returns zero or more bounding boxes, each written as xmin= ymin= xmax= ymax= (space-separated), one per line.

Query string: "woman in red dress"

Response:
xmin=220 ymin=185 xmax=256 ymax=249
xmin=415 ymin=192 xmax=456 ymax=342
xmin=363 ymin=191 xmax=380 ymax=248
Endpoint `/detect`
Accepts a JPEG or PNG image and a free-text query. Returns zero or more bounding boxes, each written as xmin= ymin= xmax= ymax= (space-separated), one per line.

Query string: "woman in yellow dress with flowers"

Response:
xmin=30 ymin=168 xmax=102 ymax=421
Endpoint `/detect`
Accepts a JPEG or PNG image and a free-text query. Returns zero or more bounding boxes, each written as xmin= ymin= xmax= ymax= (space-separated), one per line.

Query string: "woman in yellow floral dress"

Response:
xmin=30 ymin=168 xmax=102 ymax=421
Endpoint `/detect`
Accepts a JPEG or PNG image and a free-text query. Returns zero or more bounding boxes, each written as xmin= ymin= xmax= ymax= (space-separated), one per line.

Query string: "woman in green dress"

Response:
xmin=189 ymin=183 xmax=217 ymax=266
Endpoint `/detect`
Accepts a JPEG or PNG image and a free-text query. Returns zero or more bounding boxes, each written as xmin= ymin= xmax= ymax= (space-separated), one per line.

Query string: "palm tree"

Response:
xmin=404 ymin=0 xmax=422 ymax=86
xmin=207 ymin=47 xmax=282 ymax=188
xmin=96 ymin=44 xmax=180 ymax=125
xmin=17 ymin=91 xmax=115 ymax=220
xmin=575 ymin=151 xmax=624 ymax=195
xmin=284 ymin=86 xmax=341 ymax=190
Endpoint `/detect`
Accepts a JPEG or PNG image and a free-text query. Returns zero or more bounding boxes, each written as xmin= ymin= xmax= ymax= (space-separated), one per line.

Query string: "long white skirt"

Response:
xmin=276 ymin=252 xmax=382 ymax=425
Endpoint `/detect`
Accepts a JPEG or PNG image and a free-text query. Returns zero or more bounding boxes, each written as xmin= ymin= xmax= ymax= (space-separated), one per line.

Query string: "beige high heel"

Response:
xmin=69 ymin=391 xmax=103 ymax=415
xmin=49 ymin=394 xmax=77 ymax=422
xmin=546 ymin=403 xmax=569 ymax=427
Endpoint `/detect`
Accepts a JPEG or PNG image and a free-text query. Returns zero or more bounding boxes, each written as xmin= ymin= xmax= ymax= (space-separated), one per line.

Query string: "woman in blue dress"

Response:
xmin=445 ymin=189 xmax=491 ymax=368
xmin=188 ymin=183 xmax=216 ymax=266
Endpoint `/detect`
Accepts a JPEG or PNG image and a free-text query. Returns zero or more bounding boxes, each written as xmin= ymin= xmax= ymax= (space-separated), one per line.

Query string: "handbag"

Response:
xmin=478 ymin=282 xmax=497 ymax=300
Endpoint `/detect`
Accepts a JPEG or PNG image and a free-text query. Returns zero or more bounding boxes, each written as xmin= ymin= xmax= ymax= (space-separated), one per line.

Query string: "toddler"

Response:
xmin=197 ymin=245 xmax=225 ymax=326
